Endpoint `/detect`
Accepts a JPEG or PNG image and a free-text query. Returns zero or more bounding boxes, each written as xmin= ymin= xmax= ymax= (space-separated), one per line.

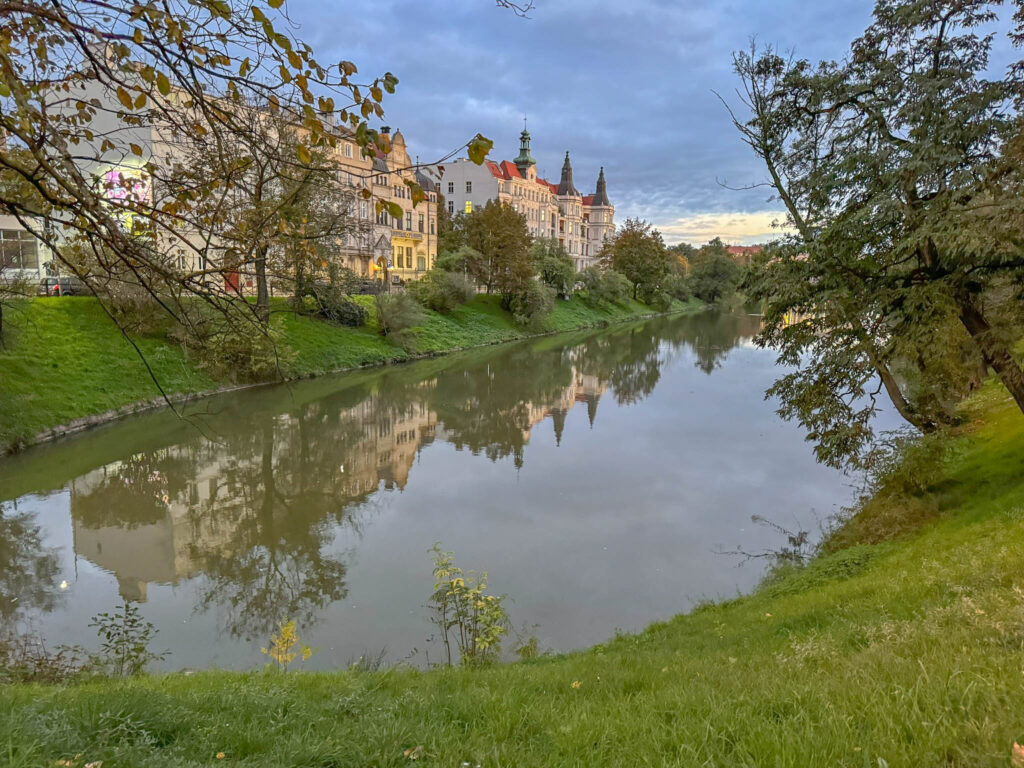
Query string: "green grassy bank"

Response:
xmin=0 ymin=294 xmax=695 ymax=454
xmin=3 ymin=384 xmax=1024 ymax=766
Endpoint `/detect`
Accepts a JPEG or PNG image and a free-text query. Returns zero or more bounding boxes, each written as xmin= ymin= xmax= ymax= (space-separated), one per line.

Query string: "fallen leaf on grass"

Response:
xmin=1012 ymin=742 xmax=1024 ymax=767
xmin=404 ymin=746 xmax=423 ymax=760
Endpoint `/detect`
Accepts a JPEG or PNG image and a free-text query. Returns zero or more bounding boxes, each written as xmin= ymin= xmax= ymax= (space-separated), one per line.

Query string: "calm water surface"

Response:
xmin=0 ymin=312 xmax=881 ymax=669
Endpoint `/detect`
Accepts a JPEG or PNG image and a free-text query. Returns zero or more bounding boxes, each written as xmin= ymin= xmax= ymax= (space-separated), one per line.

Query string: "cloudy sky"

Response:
xmin=284 ymin=0 xmax=879 ymax=244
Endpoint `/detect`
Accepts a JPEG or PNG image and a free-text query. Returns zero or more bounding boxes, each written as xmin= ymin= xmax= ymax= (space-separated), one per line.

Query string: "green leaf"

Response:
xmin=0 ymin=82 xmax=10 ymax=97
xmin=296 ymin=144 xmax=311 ymax=164
xmin=405 ymin=180 xmax=425 ymax=207
xmin=467 ymin=134 xmax=494 ymax=165
xmin=267 ymin=0 xmax=285 ymax=7
xmin=385 ymin=201 xmax=403 ymax=220
xmin=156 ymin=71 xmax=171 ymax=96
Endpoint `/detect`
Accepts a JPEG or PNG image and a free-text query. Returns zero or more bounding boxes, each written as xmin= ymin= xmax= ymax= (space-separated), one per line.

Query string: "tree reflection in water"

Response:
xmin=0 ymin=501 xmax=62 ymax=627
xmin=55 ymin=312 xmax=762 ymax=639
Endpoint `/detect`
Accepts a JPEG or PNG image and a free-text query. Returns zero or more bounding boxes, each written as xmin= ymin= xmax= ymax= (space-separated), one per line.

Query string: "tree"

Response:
xmin=727 ymin=3 xmax=1024 ymax=466
xmin=463 ymin=200 xmax=533 ymax=302
xmin=171 ymin=109 xmax=366 ymax=321
xmin=529 ymin=238 xmax=576 ymax=298
xmin=689 ymin=252 xmax=740 ymax=304
xmin=600 ymin=218 xmax=672 ymax=301
xmin=0 ymin=0 xmax=499 ymax=385
xmin=436 ymin=193 xmax=466 ymax=256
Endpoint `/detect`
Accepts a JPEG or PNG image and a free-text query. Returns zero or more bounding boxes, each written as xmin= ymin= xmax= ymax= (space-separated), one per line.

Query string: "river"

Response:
xmin=0 ymin=311 xmax=875 ymax=669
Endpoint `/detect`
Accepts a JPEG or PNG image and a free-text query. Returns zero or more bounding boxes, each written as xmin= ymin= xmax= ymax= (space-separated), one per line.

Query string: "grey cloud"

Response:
xmin=289 ymin=0 xmax=873 ymax=241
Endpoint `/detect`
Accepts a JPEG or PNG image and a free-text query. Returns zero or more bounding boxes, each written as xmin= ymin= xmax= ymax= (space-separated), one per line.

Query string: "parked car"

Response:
xmin=38 ymin=276 xmax=87 ymax=296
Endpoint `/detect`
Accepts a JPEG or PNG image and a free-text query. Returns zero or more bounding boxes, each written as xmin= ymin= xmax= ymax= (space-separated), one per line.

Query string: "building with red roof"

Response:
xmin=434 ymin=126 xmax=614 ymax=270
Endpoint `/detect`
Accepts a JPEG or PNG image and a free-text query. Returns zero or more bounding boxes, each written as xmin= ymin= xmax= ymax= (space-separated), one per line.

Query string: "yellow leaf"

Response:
xmin=130 ymin=143 xmax=143 ymax=156
xmin=116 ymin=87 xmax=134 ymax=110
xmin=134 ymin=91 xmax=147 ymax=109
xmin=156 ymin=71 xmax=171 ymax=96
xmin=1014 ymin=743 xmax=1024 ymax=768
xmin=267 ymin=0 xmax=284 ymax=7
xmin=467 ymin=133 xmax=494 ymax=165
xmin=296 ymin=144 xmax=311 ymax=164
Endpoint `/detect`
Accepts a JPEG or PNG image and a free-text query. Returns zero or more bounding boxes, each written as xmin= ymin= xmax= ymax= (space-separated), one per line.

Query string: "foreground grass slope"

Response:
xmin=4 ymin=384 xmax=1024 ymax=767
xmin=0 ymin=295 xmax=691 ymax=452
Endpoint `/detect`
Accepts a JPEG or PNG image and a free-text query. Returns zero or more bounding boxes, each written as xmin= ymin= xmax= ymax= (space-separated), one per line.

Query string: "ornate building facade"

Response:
xmin=436 ymin=128 xmax=615 ymax=271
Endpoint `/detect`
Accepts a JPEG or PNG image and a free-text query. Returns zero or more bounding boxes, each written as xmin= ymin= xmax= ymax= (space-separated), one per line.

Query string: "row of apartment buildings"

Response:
xmin=1 ymin=100 xmax=615 ymax=288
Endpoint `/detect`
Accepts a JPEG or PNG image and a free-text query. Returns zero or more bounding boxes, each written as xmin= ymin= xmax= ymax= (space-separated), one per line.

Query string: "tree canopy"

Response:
xmin=730 ymin=0 xmax=1024 ymax=467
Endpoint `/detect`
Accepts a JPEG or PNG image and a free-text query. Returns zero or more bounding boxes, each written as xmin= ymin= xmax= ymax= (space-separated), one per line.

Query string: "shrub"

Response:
xmin=648 ymin=291 xmax=673 ymax=312
xmin=374 ymin=292 xmax=426 ymax=338
xmin=294 ymin=281 xmax=367 ymax=327
xmin=530 ymin=239 xmax=577 ymax=298
xmin=429 ymin=545 xmax=510 ymax=666
xmin=172 ymin=317 xmax=284 ymax=382
xmin=408 ymin=269 xmax=476 ymax=314
xmin=580 ymin=266 xmax=630 ymax=306
xmin=0 ymin=631 xmax=96 ymax=684
xmin=508 ymin=280 xmax=555 ymax=327
xmin=89 ymin=600 xmax=167 ymax=676
xmin=664 ymin=272 xmax=691 ymax=302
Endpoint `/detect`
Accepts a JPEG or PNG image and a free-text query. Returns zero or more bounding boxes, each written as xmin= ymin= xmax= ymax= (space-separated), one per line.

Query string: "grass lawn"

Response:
xmin=0 ymin=294 xmax=697 ymax=452
xmin=3 ymin=382 xmax=1024 ymax=766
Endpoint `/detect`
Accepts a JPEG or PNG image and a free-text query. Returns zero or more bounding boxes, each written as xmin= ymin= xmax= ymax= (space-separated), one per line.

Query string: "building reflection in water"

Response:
xmin=15 ymin=311 xmax=762 ymax=640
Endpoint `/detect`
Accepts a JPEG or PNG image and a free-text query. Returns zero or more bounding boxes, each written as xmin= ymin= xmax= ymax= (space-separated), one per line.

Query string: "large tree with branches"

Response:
xmin=0 ymin=0 xmax=499 ymax=379
xmin=727 ymin=0 xmax=1024 ymax=467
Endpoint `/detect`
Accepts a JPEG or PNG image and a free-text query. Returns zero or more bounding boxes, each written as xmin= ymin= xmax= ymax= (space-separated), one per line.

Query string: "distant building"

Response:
xmin=0 ymin=214 xmax=51 ymax=283
xmin=726 ymin=245 xmax=763 ymax=267
xmin=435 ymin=127 xmax=615 ymax=271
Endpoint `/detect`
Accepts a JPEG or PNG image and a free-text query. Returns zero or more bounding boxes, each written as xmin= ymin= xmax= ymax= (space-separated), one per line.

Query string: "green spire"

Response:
xmin=514 ymin=125 xmax=536 ymax=174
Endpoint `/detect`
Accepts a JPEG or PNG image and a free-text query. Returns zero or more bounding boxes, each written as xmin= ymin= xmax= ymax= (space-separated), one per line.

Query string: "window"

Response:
xmin=406 ymin=212 xmax=413 ymax=231
xmin=377 ymin=207 xmax=389 ymax=225
xmin=465 ymin=181 xmax=472 ymax=193
xmin=395 ymin=247 xmax=403 ymax=268
xmin=406 ymin=246 xmax=413 ymax=264
xmin=417 ymin=255 xmax=426 ymax=271
xmin=418 ymin=213 xmax=424 ymax=233
xmin=360 ymin=201 xmax=368 ymax=219
xmin=430 ymin=219 xmax=436 ymax=235
xmin=344 ymin=143 xmax=353 ymax=158
xmin=0 ymin=229 xmax=39 ymax=271
xmin=448 ymin=181 xmax=454 ymax=194
xmin=447 ymin=200 xmax=454 ymax=214
xmin=465 ymin=200 xmax=473 ymax=214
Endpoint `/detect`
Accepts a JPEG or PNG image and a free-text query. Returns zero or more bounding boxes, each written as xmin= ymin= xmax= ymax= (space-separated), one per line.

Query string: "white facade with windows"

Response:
xmin=434 ymin=128 xmax=615 ymax=271
xmin=0 ymin=214 xmax=51 ymax=283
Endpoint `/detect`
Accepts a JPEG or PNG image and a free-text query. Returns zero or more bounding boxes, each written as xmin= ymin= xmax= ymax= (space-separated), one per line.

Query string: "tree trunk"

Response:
xmin=957 ymin=294 xmax=1024 ymax=414
xmin=852 ymin=319 xmax=937 ymax=433
xmin=255 ymin=243 xmax=269 ymax=322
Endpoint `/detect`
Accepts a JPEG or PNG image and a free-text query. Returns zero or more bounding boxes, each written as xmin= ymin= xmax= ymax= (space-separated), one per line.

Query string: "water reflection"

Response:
xmin=1 ymin=311 xmax=767 ymax=660
xmin=0 ymin=502 xmax=63 ymax=623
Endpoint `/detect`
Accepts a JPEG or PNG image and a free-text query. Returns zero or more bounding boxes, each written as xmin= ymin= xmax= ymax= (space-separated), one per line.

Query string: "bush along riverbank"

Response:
xmin=0 ymin=294 xmax=700 ymax=454
xmin=3 ymin=380 xmax=1024 ymax=766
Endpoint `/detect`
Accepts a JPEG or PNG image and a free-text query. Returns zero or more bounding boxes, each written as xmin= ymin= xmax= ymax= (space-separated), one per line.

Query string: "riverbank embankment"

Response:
xmin=0 ymin=294 xmax=700 ymax=454
xmin=3 ymin=380 xmax=1024 ymax=765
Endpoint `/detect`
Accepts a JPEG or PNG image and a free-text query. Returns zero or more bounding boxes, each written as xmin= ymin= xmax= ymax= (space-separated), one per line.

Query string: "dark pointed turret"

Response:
xmin=592 ymin=167 xmax=611 ymax=207
xmin=551 ymin=408 xmax=567 ymax=446
xmin=514 ymin=127 xmax=536 ymax=175
xmin=586 ymin=393 xmax=600 ymax=427
xmin=557 ymin=151 xmax=579 ymax=196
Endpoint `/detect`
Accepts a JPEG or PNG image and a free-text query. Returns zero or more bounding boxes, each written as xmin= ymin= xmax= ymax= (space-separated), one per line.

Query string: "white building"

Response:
xmin=0 ymin=213 xmax=52 ymax=283
xmin=436 ymin=128 xmax=615 ymax=271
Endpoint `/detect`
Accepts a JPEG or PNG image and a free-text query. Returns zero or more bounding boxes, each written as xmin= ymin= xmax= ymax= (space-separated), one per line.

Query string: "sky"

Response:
xmin=282 ymin=0 xmax=879 ymax=245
